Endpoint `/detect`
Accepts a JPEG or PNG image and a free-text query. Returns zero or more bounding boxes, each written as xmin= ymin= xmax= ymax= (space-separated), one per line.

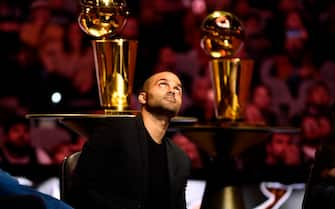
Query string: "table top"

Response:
xmin=26 ymin=113 xmax=138 ymax=119
xmin=26 ymin=113 xmax=300 ymax=158
xmin=26 ymin=113 xmax=299 ymax=133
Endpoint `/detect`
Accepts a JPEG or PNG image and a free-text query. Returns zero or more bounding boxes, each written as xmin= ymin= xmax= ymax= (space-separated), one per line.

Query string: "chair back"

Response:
xmin=60 ymin=151 xmax=81 ymax=203
xmin=302 ymin=143 xmax=335 ymax=209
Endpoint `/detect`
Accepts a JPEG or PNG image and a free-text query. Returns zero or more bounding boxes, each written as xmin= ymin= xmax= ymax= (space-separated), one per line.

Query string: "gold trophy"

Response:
xmin=200 ymin=11 xmax=254 ymax=121
xmin=78 ymin=0 xmax=138 ymax=114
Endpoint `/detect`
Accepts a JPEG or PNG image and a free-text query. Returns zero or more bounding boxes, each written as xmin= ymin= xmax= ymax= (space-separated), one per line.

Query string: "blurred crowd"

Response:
xmin=0 ymin=0 xmax=335 ymax=193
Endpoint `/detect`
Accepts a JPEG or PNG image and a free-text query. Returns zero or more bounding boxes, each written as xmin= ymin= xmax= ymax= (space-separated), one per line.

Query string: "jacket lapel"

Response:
xmin=136 ymin=115 xmax=149 ymax=200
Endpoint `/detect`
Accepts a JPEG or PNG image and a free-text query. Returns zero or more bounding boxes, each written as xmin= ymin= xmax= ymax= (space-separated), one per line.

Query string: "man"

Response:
xmin=302 ymin=104 xmax=335 ymax=209
xmin=241 ymin=132 xmax=309 ymax=183
xmin=68 ymin=71 xmax=191 ymax=209
xmin=0 ymin=115 xmax=53 ymax=184
xmin=0 ymin=115 xmax=51 ymax=165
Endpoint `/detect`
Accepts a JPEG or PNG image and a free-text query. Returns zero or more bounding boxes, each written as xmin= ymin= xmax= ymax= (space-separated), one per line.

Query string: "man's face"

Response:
xmin=269 ymin=133 xmax=292 ymax=156
xmin=253 ymin=86 xmax=271 ymax=109
xmin=141 ymin=72 xmax=183 ymax=117
xmin=7 ymin=123 xmax=30 ymax=148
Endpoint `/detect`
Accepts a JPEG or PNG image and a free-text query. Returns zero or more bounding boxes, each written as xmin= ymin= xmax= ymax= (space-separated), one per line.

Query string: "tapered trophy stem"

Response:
xmin=209 ymin=58 xmax=254 ymax=121
xmin=92 ymin=39 xmax=137 ymax=113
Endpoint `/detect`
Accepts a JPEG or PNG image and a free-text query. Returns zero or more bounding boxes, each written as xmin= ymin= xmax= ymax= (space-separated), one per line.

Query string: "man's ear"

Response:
xmin=138 ymin=92 xmax=147 ymax=104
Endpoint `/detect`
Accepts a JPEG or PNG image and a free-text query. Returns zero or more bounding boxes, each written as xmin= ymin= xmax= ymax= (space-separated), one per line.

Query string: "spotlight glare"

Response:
xmin=51 ymin=92 xmax=62 ymax=104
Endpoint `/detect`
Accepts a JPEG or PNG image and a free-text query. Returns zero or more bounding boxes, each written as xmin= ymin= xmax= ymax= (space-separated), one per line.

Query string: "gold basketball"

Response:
xmin=200 ymin=11 xmax=245 ymax=58
xmin=78 ymin=0 xmax=129 ymax=38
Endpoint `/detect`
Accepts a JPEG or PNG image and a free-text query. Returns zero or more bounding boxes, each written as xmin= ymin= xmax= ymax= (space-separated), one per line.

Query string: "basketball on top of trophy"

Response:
xmin=78 ymin=0 xmax=129 ymax=38
xmin=200 ymin=11 xmax=245 ymax=58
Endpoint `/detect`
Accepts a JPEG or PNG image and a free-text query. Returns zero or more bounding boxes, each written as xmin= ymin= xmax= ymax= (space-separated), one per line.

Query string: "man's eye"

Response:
xmin=174 ymin=87 xmax=182 ymax=94
xmin=158 ymin=82 xmax=168 ymax=87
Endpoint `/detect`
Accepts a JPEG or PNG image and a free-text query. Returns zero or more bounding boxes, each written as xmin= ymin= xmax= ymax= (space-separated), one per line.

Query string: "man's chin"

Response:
xmin=160 ymin=108 xmax=179 ymax=118
xmin=162 ymin=105 xmax=180 ymax=117
xmin=145 ymin=105 xmax=179 ymax=118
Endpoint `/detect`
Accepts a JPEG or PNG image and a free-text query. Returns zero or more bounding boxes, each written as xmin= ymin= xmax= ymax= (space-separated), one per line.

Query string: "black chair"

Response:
xmin=302 ymin=105 xmax=335 ymax=209
xmin=60 ymin=151 xmax=81 ymax=203
xmin=302 ymin=143 xmax=335 ymax=209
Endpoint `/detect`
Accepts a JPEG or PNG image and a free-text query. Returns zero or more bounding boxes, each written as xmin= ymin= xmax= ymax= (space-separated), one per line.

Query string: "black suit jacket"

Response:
xmin=68 ymin=115 xmax=191 ymax=209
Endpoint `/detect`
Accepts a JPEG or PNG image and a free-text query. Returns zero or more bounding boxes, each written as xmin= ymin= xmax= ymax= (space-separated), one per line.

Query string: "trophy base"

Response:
xmin=215 ymin=117 xmax=245 ymax=124
xmin=102 ymin=109 xmax=139 ymax=116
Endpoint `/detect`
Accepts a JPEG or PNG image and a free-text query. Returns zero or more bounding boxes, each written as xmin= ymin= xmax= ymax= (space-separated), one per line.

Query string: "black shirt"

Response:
xmin=146 ymin=132 xmax=170 ymax=209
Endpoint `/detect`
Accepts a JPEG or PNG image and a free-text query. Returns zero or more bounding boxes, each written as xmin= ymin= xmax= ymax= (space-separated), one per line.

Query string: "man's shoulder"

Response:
xmin=166 ymin=138 xmax=190 ymax=162
xmin=84 ymin=115 xmax=141 ymax=144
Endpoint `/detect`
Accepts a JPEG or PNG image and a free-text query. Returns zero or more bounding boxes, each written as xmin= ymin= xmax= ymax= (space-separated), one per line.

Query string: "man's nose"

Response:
xmin=167 ymin=90 xmax=175 ymax=96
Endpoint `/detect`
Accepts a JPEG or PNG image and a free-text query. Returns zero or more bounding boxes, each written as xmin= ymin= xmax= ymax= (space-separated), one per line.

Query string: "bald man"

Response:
xmin=69 ymin=71 xmax=191 ymax=209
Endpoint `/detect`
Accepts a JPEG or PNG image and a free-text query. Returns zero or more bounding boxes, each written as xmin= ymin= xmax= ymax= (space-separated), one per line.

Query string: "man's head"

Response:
xmin=266 ymin=133 xmax=301 ymax=165
xmin=252 ymin=84 xmax=272 ymax=110
xmin=138 ymin=71 xmax=183 ymax=118
xmin=3 ymin=116 xmax=32 ymax=156
xmin=306 ymin=81 xmax=331 ymax=108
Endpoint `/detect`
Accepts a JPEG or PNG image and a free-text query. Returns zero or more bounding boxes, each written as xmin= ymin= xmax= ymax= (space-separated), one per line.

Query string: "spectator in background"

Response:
xmin=259 ymin=9 xmax=318 ymax=124
xmin=0 ymin=8 xmax=29 ymax=114
xmin=304 ymin=81 xmax=332 ymax=116
xmin=259 ymin=51 xmax=318 ymax=125
xmin=61 ymin=20 xmax=97 ymax=110
xmin=300 ymin=114 xmax=332 ymax=167
xmin=174 ymin=8 xmax=209 ymax=82
xmin=173 ymin=71 xmax=214 ymax=179
xmin=50 ymin=135 xmax=85 ymax=165
xmin=243 ymin=11 xmax=272 ymax=62
xmin=320 ymin=60 xmax=335 ymax=104
xmin=181 ymin=72 xmax=215 ymax=122
xmin=172 ymin=133 xmax=211 ymax=179
xmin=291 ymin=81 xmax=333 ymax=166
xmin=0 ymin=115 xmax=53 ymax=184
xmin=26 ymin=20 xmax=81 ymax=112
xmin=35 ymin=135 xmax=85 ymax=199
xmin=241 ymin=132 xmax=309 ymax=183
xmin=265 ymin=133 xmax=302 ymax=167
xmin=19 ymin=0 xmax=51 ymax=49
xmin=245 ymin=84 xmax=278 ymax=126
xmin=297 ymin=88 xmax=335 ymax=209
